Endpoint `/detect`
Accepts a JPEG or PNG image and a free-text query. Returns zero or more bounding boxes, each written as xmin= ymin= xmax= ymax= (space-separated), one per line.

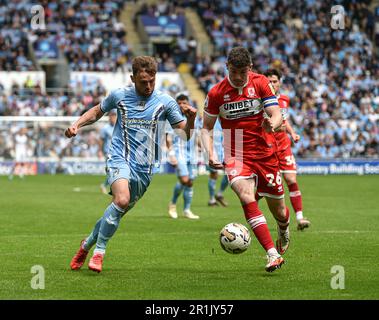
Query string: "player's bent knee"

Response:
xmin=284 ymin=175 xmax=297 ymax=186
xmin=278 ymin=206 xmax=286 ymax=218
xmin=231 ymin=180 xmax=256 ymax=204
xmin=237 ymin=190 xmax=256 ymax=205
xmin=275 ymin=202 xmax=287 ymax=218
xmin=210 ymin=172 xmax=218 ymax=179
xmin=113 ymin=196 xmax=130 ymax=210
xmin=179 ymin=176 xmax=189 ymax=185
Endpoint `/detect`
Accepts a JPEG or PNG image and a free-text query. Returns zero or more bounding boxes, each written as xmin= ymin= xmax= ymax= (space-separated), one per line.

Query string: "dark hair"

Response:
xmin=175 ymin=93 xmax=189 ymax=101
xmin=227 ymin=47 xmax=252 ymax=68
xmin=264 ymin=68 xmax=282 ymax=80
xmin=132 ymin=56 xmax=158 ymax=76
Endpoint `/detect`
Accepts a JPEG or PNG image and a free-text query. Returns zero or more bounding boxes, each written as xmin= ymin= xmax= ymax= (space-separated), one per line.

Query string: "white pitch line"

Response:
xmin=306 ymin=230 xmax=374 ymax=234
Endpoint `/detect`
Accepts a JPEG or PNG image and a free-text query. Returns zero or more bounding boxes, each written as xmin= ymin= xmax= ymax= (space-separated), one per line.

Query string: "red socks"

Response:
xmin=243 ymin=201 xmax=274 ymax=251
xmin=288 ymin=183 xmax=303 ymax=214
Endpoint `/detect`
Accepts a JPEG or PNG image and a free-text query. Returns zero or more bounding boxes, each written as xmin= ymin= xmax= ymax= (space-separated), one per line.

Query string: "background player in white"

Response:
xmin=66 ymin=56 xmax=197 ymax=273
xmin=9 ymin=127 xmax=29 ymax=180
xmin=167 ymin=93 xmax=200 ymax=219
xmin=99 ymin=109 xmax=117 ymax=194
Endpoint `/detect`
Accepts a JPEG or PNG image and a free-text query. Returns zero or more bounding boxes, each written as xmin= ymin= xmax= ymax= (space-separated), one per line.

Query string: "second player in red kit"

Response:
xmin=265 ymin=69 xmax=311 ymax=231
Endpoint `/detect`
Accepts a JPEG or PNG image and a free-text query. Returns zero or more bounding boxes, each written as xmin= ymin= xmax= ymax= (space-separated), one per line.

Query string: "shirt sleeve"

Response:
xmin=100 ymin=90 xmax=117 ymax=113
xmin=258 ymin=76 xmax=279 ymax=108
xmin=281 ymin=96 xmax=290 ymax=120
xmin=165 ymin=98 xmax=185 ymax=127
xmin=165 ymin=120 xmax=174 ymax=134
xmin=281 ymin=107 xmax=288 ymax=120
xmin=203 ymin=90 xmax=219 ymax=117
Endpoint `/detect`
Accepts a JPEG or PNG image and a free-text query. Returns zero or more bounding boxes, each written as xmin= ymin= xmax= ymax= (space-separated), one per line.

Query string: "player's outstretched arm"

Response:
xmin=65 ymin=104 xmax=105 ymax=138
xmin=201 ymin=113 xmax=223 ymax=170
xmin=173 ymin=103 xmax=197 ymax=140
xmin=263 ymin=105 xmax=283 ymax=133
xmin=285 ymin=120 xmax=300 ymax=142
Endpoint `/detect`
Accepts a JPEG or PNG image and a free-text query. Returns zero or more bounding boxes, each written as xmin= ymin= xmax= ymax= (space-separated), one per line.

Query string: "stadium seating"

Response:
xmin=0 ymin=1 xmax=35 ymax=71
xmin=0 ymin=0 xmax=133 ymax=72
xmin=192 ymin=0 xmax=378 ymax=158
xmin=0 ymin=0 xmax=377 ymax=159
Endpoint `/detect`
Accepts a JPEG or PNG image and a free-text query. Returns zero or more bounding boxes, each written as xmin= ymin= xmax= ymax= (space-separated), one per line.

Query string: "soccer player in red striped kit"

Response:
xmin=201 ymin=47 xmax=290 ymax=272
xmin=265 ymin=69 xmax=311 ymax=231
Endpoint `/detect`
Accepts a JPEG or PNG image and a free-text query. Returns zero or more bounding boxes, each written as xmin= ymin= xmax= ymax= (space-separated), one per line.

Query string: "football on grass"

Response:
xmin=219 ymin=223 xmax=251 ymax=254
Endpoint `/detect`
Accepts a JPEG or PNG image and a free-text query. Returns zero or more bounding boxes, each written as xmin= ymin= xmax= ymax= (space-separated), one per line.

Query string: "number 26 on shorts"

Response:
xmin=266 ymin=172 xmax=282 ymax=187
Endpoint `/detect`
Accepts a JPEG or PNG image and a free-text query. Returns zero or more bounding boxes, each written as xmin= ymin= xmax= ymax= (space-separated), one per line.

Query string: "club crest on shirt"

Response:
xmin=137 ymin=101 xmax=146 ymax=110
xmin=247 ymin=87 xmax=256 ymax=98
xmin=223 ymin=94 xmax=231 ymax=101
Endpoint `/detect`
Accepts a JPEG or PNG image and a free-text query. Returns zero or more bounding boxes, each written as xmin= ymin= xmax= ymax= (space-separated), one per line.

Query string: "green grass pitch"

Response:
xmin=0 ymin=174 xmax=378 ymax=300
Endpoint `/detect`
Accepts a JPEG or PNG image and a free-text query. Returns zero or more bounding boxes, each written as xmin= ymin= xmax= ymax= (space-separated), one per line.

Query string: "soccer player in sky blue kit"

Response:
xmin=167 ymin=93 xmax=201 ymax=220
xmin=99 ymin=109 xmax=117 ymax=194
xmin=66 ymin=56 xmax=197 ymax=273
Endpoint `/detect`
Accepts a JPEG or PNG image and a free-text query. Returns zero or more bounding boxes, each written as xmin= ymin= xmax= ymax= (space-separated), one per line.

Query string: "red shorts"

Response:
xmin=224 ymin=155 xmax=284 ymax=199
xmin=277 ymin=147 xmax=297 ymax=173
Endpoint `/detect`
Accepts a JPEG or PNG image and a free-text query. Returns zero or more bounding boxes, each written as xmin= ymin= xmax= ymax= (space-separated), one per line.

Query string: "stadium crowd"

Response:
xmin=0 ymin=120 xmax=105 ymax=161
xmin=0 ymin=78 xmax=106 ymax=116
xmin=0 ymin=0 xmax=378 ymax=159
xmin=191 ymin=0 xmax=378 ymax=158
xmin=0 ymin=0 xmax=133 ymax=72
xmin=0 ymin=0 xmax=35 ymax=71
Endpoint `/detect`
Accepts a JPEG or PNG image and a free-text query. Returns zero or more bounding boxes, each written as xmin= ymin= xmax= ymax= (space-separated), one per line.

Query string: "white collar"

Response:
xmin=227 ymin=75 xmax=248 ymax=90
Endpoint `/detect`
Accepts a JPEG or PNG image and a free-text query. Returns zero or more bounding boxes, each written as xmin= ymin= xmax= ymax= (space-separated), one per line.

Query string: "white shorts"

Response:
xmin=15 ymin=148 xmax=28 ymax=162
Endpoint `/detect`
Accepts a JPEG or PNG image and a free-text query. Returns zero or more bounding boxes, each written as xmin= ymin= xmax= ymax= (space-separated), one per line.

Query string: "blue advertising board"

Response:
xmin=141 ymin=15 xmax=185 ymax=37
xmin=1 ymin=159 xmax=378 ymax=175
xmin=296 ymin=159 xmax=379 ymax=175
xmin=34 ymin=39 xmax=59 ymax=59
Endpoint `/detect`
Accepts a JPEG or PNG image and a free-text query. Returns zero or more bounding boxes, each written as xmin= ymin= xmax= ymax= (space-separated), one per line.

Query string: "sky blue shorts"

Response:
xmin=176 ymin=161 xmax=197 ymax=180
xmin=106 ymin=165 xmax=152 ymax=213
